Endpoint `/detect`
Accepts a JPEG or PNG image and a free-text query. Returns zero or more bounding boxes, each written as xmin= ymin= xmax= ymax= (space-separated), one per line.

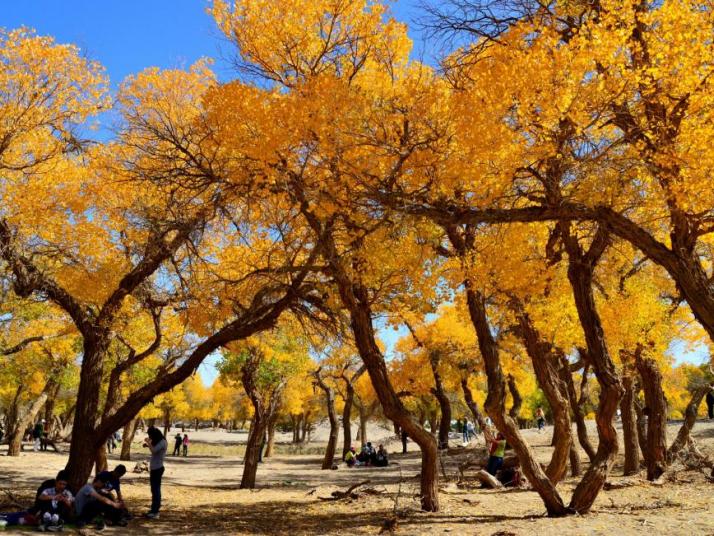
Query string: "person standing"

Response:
xmin=182 ymin=434 xmax=189 ymax=457
xmin=173 ymin=433 xmax=183 ymax=456
xmin=143 ymin=426 xmax=167 ymax=519
xmin=401 ymin=430 xmax=408 ymax=454
xmin=32 ymin=421 xmax=44 ymax=452
xmin=462 ymin=417 xmax=471 ymax=443
xmin=707 ymin=388 xmax=714 ymax=419
xmin=535 ymin=407 xmax=545 ymax=433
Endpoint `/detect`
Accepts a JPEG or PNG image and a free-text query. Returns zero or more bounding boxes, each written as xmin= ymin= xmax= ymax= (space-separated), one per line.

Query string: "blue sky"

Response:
xmin=4 ymin=1 xmax=708 ymax=384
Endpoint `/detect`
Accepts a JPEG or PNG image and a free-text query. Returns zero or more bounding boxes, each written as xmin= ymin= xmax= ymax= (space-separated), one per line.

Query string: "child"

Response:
xmin=487 ymin=432 xmax=506 ymax=476
xmin=182 ymin=433 xmax=189 ymax=456
xmin=535 ymin=407 xmax=545 ymax=432
xmin=37 ymin=472 xmax=74 ymax=531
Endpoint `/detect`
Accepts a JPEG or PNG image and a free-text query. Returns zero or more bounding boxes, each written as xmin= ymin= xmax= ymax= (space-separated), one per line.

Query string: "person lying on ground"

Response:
xmin=37 ymin=472 xmax=74 ymax=531
xmin=75 ymin=475 xmax=126 ymax=529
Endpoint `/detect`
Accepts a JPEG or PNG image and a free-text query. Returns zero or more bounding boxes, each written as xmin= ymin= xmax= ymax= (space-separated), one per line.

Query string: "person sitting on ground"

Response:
xmin=75 ymin=475 xmax=125 ymax=529
xmin=173 ymin=433 xmax=183 ymax=456
xmin=182 ymin=433 xmax=189 ymax=457
xmin=345 ymin=446 xmax=357 ymax=467
xmin=356 ymin=444 xmax=371 ymax=465
xmin=33 ymin=470 xmax=68 ymax=515
xmin=374 ymin=444 xmax=389 ymax=467
xmin=486 ymin=432 xmax=507 ymax=476
xmin=366 ymin=442 xmax=377 ymax=465
xmin=97 ymin=464 xmax=131 ymax=521
xmin=36 ymin=471 xmax=74 ymax=531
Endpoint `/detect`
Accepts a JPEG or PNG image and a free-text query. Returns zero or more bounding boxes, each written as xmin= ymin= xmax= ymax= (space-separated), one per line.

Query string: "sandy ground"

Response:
xmin=1 ymin=420 xmax=713 ymax=535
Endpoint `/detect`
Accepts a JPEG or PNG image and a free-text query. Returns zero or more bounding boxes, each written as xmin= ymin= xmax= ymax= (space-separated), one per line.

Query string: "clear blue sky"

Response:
xmin=3 ymin=1 xmax=707 ymax=384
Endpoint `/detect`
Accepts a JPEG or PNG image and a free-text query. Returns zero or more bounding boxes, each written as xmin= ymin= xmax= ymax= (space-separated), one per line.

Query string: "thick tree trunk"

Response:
xmin=564 ymin=233 xmax=624 ymax=514
xmin=65 ymin=338 xmax=109 ymax=491
xmin=461 ymin=378 xmax=492 ymax=444
xmin=43 ymin=381 xmax=61 ymax=438
xmin=621 ymin=375 xmax=640 ymax=475
xmin=507 ymin=374 xmax=523 ymax=422
xmin=241 ymin=416 xmax=266 ymax=489
xmin=120 ymin=418 xmax=138 ymax=461
xmin=667 ymin=384 xmax=711 ymax=461
xmin=635 ymin=353 xmax=668 ymax=480
xmin=465 ymin=286 xmax=568 ymax=516
xmin=162 ymin=407 xmax=171 ymax=437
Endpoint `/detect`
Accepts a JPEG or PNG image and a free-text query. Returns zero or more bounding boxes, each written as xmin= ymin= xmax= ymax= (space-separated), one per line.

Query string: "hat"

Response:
xmin=41 ymin=419 xmax=46 ymax=423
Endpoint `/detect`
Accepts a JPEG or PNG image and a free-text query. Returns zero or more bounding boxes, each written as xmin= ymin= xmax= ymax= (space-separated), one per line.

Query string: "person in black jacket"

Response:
xmin=707 ymin=387 xmax=714 ymax=419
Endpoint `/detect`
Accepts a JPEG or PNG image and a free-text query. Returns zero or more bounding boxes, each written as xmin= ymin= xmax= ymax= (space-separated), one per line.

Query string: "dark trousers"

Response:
xmin=173 ymin=442 xmax=181 ymax=456
xmin=707 ymin=399 xmax=714 ymax=419
xmin=79 ymin=501 xmax=122 ymax=524
xmin=486 ymin=455 xmax=503 ymax=476
xmin=149 ymin=467 xmax=164 ymax=513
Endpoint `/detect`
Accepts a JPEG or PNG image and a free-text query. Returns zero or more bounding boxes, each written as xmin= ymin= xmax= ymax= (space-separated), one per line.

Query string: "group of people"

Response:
xmin=455 ymin=417 xmax=476 ymax=443
xmin=344 ymin=442 xmax=389 ymax=467
xmin=0 ymin=425 xmax=168 ymax=531
xmin=172 ymin=433 xmax=190 ymax=456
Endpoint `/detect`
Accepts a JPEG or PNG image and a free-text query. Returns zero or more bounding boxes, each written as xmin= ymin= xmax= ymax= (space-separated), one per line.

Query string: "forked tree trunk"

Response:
xmin=461 ymin=378 xmax=492 ymax=444
xmin=563 ymin=229 xmax=624 ymax=514
xmin=513 ymin=305 xmax=572 ymax=484
xmin=465 ymin=286 xmax=568 ymax=517
xmin=635 ymin=352 xmax=668 ymax=480
xmin=667 ymin=384 xmax=711 ymax=461
xmin=507 ymin=374 xmax=523 ymax=422
xmin=120 ymin=418 xmax=138 ymax=461
xmin=314 ymin=369 xmax=339 ymax=469
xmin=621 ymin=375 xmax=640 ymax=475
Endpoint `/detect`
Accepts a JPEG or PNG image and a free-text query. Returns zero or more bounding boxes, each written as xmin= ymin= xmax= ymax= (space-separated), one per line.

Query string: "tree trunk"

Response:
xmin=314 ymin=370 xmax=339 ymax=470
xmin=512 ymin=305 xmax=572 ymax=485
xmin=621 ymin=375 xmax=640 ymax=475
xmin=635 ymin=352 xmax=668 ymax=481
xmin=65 ymin=338 xmax=110 ymax=491
xmin=358 ymin=405 xmax=368 ymax=445
xmin=430 ymin=354 xmax=452 ymax=450
xmin=95 ymin=444 xmax=108 ymax=474
xmin=162 ymin=407 xmax=171 ymax=438
xmin=569 ymin=443 xmax=581 ymax=477
xmin=667 ymin=384 xmax=711 ymax=461
xmin=7 ymin=387 xmax=51 ymax=457
xmin=561 ymin=362 xmax=596 ymax=462
xmin=120 ymin=418 xmax=138 ymax=461
xmin=342 ymin=383 xmax=355 ymax=458
xmin=461 ymin=378 xmax=492 ymax=444
xmin=265 ymin=414 xmax=277 ymax=458
xmin=43 ymin=382 xmax=61 ymax=438
xmin=241 ymin=416 xmax=266 ymax=489
xmin=507 ymin=374 xmax=523 ymax=422
xmin=465 ymin=286 xmax=568 ymax=516
xmin=563 ymin=231 xmax=624 ymax=514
